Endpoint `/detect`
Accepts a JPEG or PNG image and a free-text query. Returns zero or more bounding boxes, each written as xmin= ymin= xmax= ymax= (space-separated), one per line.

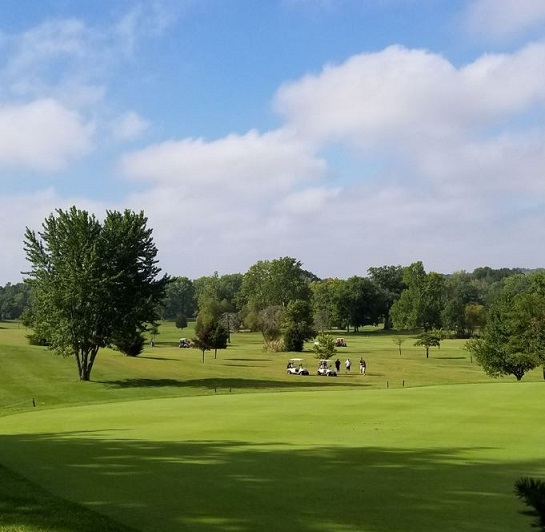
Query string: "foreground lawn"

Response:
xmin=1 ymin=383 xmax=544 ymax=531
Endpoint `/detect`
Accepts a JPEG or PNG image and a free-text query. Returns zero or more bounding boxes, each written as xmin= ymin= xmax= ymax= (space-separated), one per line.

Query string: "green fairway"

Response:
xmin=1 ymin=321 xmax=544 ymax=531
xmin=2 ymin=384 xmax=545 ymax=531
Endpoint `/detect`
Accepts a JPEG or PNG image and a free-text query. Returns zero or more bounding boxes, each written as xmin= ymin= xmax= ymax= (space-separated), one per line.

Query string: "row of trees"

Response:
xmin=0 ymin=282 xmax=30 ymax=320
xmin=18 ymin=205 xmax=542 ymax=382
xmin=165 ymin=260 xmax=523 ymax=350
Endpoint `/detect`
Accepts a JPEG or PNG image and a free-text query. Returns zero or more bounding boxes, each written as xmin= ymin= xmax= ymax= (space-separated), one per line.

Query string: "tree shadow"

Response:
xmin=135 ymin=356 xmax=174 ymax=361
xmin=102 ymin=377 xmax=363 ymax=390
xmin=0 ymin=432 xmax=538 ymax=532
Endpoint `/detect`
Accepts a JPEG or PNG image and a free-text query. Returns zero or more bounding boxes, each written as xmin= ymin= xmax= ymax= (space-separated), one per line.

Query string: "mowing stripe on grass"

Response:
xmin=1 ymin=383 xmax=544 ymax=531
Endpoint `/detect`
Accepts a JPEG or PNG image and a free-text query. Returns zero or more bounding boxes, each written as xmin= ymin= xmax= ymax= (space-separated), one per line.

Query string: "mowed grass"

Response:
xmin=1 ymin=321 xmax=544 ymax=531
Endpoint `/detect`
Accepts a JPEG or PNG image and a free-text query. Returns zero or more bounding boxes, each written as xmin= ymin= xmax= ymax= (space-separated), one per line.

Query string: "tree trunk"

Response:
xmin=78 ymin=347 xmax=99 ymax=381
xmin=426 ymin=346 xmax=429 ymax=358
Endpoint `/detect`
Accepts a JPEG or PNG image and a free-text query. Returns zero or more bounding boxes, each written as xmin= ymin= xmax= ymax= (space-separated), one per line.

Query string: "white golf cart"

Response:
xmin=286 ymin=358 xmax=310 ymax=376
xmin=317 ymin=359 xmax=337 ymax=377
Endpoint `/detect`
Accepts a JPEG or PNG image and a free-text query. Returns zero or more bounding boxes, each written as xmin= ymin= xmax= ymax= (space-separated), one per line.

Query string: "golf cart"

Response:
xmin=335 ymin=337 xmax=347 ymax=347
xmin=286 ymin=358 xmax=310 ymax=376
xmin=317 ymin=359 xmax=337 ymax=377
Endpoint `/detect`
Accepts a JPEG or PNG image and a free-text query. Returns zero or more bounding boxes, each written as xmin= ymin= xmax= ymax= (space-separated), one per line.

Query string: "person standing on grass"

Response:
xmin=345 ymin=358 xmax=351 ymax=372
xmin=335 ymin=358 xmax=341 ymax=372
xmin=360 ymin=357 xmax=366 ymax=375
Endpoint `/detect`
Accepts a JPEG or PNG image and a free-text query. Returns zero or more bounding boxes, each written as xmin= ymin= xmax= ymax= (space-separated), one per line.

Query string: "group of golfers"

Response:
xmin=331 ymin=357 xmax=366 ymax=374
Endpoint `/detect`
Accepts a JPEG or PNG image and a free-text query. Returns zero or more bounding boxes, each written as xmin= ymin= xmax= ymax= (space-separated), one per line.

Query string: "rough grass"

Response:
xmin=0 ymin=321 xmax=543 ymax=531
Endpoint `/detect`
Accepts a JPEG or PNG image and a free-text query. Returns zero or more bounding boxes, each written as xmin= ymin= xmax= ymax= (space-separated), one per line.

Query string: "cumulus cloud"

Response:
xmin=112 ymin=41 xmax=545 ymax=279
xmin=275 ymin=44 xmax=545 ymax=146
xmin=0 ymin=99 xmax=93 ymax=171
xmin=275 ymin=44 xmax=545 ymax=198
xmin=465 ymin=0 xmax=545 ymax=39
xmin=119 ymin=128 xmax=327 ymax=196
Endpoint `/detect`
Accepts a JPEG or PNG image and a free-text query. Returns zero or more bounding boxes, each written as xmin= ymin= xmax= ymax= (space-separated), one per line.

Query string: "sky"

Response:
xmin=2 ymin=0 xmax=545 ymax=284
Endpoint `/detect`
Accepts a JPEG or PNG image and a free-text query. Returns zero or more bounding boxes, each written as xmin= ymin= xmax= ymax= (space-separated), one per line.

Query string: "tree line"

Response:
xmin=16 ymin=206 xmax=544 ymax=382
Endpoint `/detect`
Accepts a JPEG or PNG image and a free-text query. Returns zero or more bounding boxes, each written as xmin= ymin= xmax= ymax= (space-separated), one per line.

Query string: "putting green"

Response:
xmin=1 ymin=383 xmax=544 ymax=531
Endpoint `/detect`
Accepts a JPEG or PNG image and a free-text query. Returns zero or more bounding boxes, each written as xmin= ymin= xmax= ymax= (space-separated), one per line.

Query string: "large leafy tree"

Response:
xmin=23 ymin=207 xmax=169 ymax=381
xmin=160 ymin=276 xmax=196 ymax=320
xmin=441 ymin=271 xmax=484 ymax=338
xmin=390 ymin=262 xmax=446 ymax=331
xmin=335 ymin=276 xmax=384 ymax=332
xmin=466 ymin=273 xmax=545 ymax=381
xmin=283 ymin=299 xmax=316 ymax=352
xmin=238 ymin=257 xmax=312 ymax=317
xmin=310 ymin=278 xmax=342 ymax=332
xmin=367 ymin=265 xmax=406 ymax=329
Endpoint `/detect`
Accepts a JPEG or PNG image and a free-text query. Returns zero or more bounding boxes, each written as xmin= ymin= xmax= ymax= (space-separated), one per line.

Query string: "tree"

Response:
xmin=414 ymin=331 xmax=441 ymax=358
xmin=368 ymin=265 xmax=406 ymax=329
xmin=312 ymin=333 xmax=337 ymax=360
xmin=175 ymin=313 xmax=188 ymax=330
xmin=23 ymin=207 xmax=168 ymax=381
xmin=441 ymin=271 xmax=484 ymax=338
xmin=160 ymin=276 xmax=196 ymax=320
xmin=390 ymin=262 xmax=446 ymax=331
xmin=113 ymin=331 xmax=146 ymax=357
xmin=238 ymin=257 xmax=313 ymax=320
xmin=283 ymin=300 xmax=316 ymax=352
xmin=219 ymin=312 xmax=241 ymax=343
xmin=464 ymin=303 xmax=486 ymax=337
xmin=465 ymin=273 xmax=545 ymax=381
xmin=259 ymin=305 xmax=285 ymax=342
xmin=194 ymin=295 xmax=225 ymax=363
xmin=0 ymin=282 xmax=31 ymax=319
xmin=211 ymin=323 xmax=229 ymax=359
xmin=193 ymin=321 xmax=215 ymax=363
xmin=392 ymin=336 xmax=405 ymax=356
xmin=310 ymin=278 xmax=343 ymax=332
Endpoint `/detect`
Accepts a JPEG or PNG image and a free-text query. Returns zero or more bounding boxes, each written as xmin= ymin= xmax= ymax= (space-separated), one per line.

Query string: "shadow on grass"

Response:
xmin=0 ymin=463 xmax=135 ymax=531
xmin=101 ymin=377 xmax=362 ymax=390
xmin=136 ymin=355 xmax=175 ymax=361
xmin=0 ymin=432 xmax=538 ymax=532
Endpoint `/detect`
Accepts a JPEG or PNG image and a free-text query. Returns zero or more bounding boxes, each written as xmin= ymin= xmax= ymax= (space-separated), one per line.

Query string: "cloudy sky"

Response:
xmin=2 ymin=0 xmax=545 ymax=284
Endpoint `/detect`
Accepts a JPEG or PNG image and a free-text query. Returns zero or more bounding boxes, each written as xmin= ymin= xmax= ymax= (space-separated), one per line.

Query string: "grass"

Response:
xmin=0 ymin=320 xmax=544 ymax=531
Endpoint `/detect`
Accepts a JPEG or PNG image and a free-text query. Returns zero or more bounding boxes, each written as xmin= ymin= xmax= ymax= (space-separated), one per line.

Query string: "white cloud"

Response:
xmin=111 ymin=111 xmax=149 ymax=141
xmin=465 ymin=0 xmax=545 ymax=39
xmin=275 ymin=44 xmax=545 ymax=148
xmin=119 ymin=128 xmax=327 ymax=196
xmin=0 ymin=99 xmax=93 ymax=171
xmin=110 ymin=41 xmax=545 ymax=280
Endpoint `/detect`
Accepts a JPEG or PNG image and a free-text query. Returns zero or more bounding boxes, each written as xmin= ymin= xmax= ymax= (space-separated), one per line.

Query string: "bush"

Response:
xmin=263 ymin=339 xmax=284 ymax=352
xmin=113 ymin=332 xmax=146 ymax=357
xmin=283 ymin=326 xmax=305 ymax=352
xmin=27 ymin=333 xmax=49 ymax=346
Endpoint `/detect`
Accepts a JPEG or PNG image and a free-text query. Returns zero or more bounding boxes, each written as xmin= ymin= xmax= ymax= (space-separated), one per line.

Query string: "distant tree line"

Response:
xmin=6 ymin=257 xmax=532 ymax=341
xmin=12 ymin=232 xmax=545 ymax=380
xmin=0 ymin=282 xmax=30 ymax=320
xmin=153 ymin=259 xmax=538 ymax=364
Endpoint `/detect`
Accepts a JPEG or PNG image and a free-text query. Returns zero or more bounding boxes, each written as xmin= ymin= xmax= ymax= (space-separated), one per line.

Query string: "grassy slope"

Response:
xmin=2 ymin=320 xmax=541 ymax=417
xmin=1 ymin=321 xmax=544 ymax=531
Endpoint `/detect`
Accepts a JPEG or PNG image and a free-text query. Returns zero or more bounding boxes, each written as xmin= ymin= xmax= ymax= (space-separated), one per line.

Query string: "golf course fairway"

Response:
xmin=1 ymin=383 xmax=544 ymax=531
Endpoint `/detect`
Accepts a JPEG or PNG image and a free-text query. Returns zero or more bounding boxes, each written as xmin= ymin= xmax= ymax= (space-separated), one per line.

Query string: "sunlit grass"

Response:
xmin=0 ymin=320 xmax=543 ymax=531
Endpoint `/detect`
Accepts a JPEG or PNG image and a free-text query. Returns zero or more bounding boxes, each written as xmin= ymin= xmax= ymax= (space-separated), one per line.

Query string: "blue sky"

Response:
xmin=2 ymin=0 xmax=545 ymax=283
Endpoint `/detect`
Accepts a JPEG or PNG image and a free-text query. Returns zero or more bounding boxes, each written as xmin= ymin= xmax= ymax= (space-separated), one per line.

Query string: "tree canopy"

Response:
xmin=466 ymin=272 xmax=545 ymax=381
xmin=23 ymin=207 xmax=168 ymax=381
